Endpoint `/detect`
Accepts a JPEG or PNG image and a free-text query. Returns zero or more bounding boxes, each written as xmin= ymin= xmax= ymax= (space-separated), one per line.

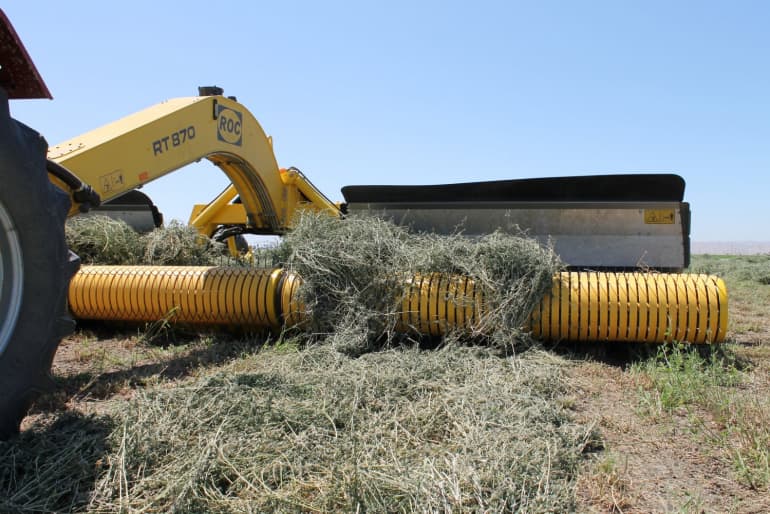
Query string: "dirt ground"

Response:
xmin=570 ymin=285 xmax=770 ymax=513
xmin=28 ymin=326 xmax=259 ymax=421
xmin=571 ymin=355 xmax=769 ymax=513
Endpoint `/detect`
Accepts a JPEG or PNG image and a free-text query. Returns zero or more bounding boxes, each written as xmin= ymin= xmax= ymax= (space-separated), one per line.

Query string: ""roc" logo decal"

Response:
xmin=216 ymin=105 xmax=243 ymax=146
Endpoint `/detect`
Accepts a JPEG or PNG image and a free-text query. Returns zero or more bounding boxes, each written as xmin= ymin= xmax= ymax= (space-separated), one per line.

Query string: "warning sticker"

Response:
xmin=99 ymin=170 xmax=125 ymax=195
xmin=644 ymin=209 xmax=676 ymax=224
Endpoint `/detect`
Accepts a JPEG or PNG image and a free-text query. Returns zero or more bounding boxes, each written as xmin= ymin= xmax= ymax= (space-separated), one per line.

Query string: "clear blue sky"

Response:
xmin=6 ymin=1 xmax=769 ymax=241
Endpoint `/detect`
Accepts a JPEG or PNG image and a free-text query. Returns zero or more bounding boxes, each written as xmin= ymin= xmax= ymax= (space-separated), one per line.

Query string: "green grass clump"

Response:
xmin=632 ymin=343 xmax=740 ymax=416
xmin=720 ymin=396 xmax=770 ymax=489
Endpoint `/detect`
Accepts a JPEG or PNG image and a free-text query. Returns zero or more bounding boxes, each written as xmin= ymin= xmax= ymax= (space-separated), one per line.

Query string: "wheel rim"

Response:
xmin=0 ymin=200 xmax=23 ymax=357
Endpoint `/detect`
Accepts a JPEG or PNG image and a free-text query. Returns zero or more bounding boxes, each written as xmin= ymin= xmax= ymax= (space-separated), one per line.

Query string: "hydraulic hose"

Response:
xmin=46 ymin=159 xmax=100 ymax=212
xmin=68 ymin=266 xmax=728 ymax=344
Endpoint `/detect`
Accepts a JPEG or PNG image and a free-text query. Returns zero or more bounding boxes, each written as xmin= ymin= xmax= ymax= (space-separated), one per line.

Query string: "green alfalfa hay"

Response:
xmin=7 ymin=214 xmax=585 ymax=514
xmin=0 ymin=413 xmax=113 ymax=513
xmin=273 ymin=213 xmax=413 ymax=353
xmin=275 ymin=211 xmax=562 ymax=353
xmin=66 ymin=212 xmax=561 ymax=352
xmin=65 ymin=215 xmax=144 ymax=265
xmin=407 ymin=228 xmax=562 ymax=342
xmin=2 ymin=347 xmax=592 ymax=513
xmin=141 ymin=220 xmax=227 ymax=265
xmin=83 ymin=345 xmax=591 ymax=513
xmin=66 ymin=215 xmax=227 ymax=265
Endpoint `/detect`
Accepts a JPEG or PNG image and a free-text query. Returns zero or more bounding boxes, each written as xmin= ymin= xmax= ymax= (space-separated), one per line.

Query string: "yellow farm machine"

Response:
xmin=0 ymin=10 xmax=726 ymax=438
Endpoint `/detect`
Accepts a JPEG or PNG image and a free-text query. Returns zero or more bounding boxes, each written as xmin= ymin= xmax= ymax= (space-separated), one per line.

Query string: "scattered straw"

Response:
xmin=81 ymin=345 xmax=589 ymax=513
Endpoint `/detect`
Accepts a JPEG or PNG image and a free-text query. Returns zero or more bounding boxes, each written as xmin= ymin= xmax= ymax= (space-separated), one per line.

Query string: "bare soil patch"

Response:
xmin=571 ymin=359 xmax=768 ymax=513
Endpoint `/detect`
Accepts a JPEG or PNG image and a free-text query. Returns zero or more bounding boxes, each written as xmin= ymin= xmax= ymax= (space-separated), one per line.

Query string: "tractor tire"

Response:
xmin=0 ymin=90 xmax=78 ymax=439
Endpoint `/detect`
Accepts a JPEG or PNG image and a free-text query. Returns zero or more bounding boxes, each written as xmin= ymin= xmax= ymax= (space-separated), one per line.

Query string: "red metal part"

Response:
xmin=0 ymin=9 xmax=51 ymax=99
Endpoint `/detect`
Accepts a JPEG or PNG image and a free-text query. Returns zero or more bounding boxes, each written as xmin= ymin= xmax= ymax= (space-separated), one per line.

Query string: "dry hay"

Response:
xmin=275 ymin=211 xmax=562 ymax=353
xmin=1 ymin=345 xmax=593 ymax=513
xmin=66 ymin=216 xmax=227 ymax=266
xmin=65 ymin=215 xmax=144 ymax=265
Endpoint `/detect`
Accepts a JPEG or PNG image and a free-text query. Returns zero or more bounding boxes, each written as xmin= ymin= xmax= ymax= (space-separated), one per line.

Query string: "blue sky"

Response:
xmin=6 ymin=1 xmax=769 ymax=241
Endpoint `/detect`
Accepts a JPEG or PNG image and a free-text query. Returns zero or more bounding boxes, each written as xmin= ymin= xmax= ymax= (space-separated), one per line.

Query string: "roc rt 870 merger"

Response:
xmin=0 ymin=10 xmax=726 ymax=439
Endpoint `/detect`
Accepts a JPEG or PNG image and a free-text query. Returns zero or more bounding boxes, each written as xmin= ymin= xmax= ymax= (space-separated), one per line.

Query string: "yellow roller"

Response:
xmin=69 ymin=266 xmax=293 ymax=327
xmin=68 ymin=267 xmax=728 ymax=344
xmin=527 ymin=272 xmax=727 ymax=344
xmin=398 ymin=273 xmax=485 ymax=337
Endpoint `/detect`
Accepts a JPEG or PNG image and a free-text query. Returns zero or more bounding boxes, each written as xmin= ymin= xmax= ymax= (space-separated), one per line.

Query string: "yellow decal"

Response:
xmin=644 ymin=209 xmax=676 ymax=224
xmin=99 ymin=170 xmax=125 ymax=195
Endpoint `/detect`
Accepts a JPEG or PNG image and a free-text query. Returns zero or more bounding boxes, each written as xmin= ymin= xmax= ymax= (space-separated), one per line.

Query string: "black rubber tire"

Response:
xmin=0 ymin=89 xmax=78 ymax=439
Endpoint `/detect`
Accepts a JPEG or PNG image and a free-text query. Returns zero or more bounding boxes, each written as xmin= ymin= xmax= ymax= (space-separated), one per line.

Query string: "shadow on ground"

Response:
xmin=0 ymin=413 xmax=113 ymax=513
xmin=546 ymin=338 xmax=752 ymax=371
xmin=34 ymin=327 xmax=271 ymax=413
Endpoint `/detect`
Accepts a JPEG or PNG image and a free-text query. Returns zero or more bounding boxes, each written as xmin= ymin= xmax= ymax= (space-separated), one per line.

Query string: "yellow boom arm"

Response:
xmin=49 ymin=94 xmax=340 ymax=234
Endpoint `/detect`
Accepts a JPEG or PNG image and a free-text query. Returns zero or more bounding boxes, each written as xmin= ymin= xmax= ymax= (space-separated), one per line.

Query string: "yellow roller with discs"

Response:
xmin=69 ymin=267 xmax=728 ymax=344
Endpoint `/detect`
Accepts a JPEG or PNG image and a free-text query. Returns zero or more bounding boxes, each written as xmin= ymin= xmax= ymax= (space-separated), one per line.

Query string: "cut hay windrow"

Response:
xmin=68 ymin=212 xmax=563 ymax=351
xmin=275 ymin=211 xmax=562 ymax=353
xmin=0 ymin=346 xmax=591 ymax=513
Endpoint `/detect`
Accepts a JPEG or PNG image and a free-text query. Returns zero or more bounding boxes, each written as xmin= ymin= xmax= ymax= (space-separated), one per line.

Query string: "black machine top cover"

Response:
xmin=341 ymin=174 xmax=685 ymax=204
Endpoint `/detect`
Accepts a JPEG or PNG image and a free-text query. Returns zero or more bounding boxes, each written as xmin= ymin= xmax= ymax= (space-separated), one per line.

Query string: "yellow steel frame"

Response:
xmin=187 ymin=167 xmax=340 ymax=236
xmin=49 ymin=95 xmax=340 ymax=235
